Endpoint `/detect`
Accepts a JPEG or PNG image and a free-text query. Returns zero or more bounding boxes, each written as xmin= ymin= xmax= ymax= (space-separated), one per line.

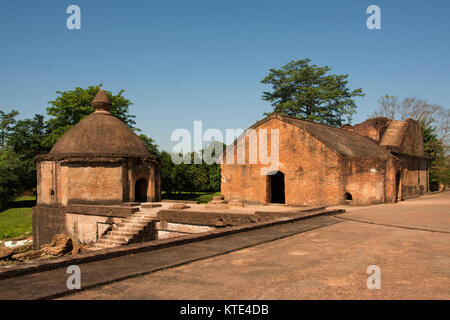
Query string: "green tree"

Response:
xmin=139 ymin=134 xmax=160 ymax=156
xmin=160 ymin=151 xmax=177 ymax=193
xmin=43 ymin=85 xmax=136 ymax=148
xmin=8 ymin=114 xmax=49 ymax=191
xmin=202 ymin=141 xmax=225 ymax=191
xmin=421 ymin=124 xmax=448 ymax=190
xmin=0 ymin=109 xmax=19 ymax=152
xmin=0 ymin=150 xmax=22 ymax=210
xmin=261 ymin=58 xmax=364 ymax=126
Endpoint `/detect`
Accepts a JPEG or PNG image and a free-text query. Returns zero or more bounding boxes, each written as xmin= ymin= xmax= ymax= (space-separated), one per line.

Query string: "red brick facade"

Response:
xmin=221 ymin=114 xmax=428 ymax=206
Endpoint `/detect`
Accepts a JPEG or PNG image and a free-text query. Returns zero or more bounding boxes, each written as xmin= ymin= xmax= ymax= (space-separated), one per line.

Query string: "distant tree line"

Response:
xmin=160 ymin=141 xmax=225 ymax=195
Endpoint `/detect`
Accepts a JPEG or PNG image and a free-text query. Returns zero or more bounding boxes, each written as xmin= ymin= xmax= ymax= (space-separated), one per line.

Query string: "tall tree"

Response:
xmin=261 ymin=59 xmax=364 ymax=126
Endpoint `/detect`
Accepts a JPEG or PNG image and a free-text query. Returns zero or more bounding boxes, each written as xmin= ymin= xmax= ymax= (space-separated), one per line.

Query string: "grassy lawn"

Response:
xmin=0 ymin=196 xmax=35 ymax=240
xmin=161 ymin=191 xmax=221 ymax=204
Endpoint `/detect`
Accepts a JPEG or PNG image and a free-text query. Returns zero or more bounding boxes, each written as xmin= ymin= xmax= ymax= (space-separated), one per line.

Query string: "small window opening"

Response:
xmin=344 ymin=192 xmax=352 ymax=201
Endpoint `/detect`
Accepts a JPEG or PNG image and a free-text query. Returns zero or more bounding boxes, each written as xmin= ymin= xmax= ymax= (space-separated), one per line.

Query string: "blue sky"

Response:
xmin=0 ymin=0 xmax=449 ymax=151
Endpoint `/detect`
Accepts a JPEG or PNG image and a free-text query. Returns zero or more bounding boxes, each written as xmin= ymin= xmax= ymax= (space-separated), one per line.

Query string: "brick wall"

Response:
xmin=221 ymin=118 xmax=397 ymax=206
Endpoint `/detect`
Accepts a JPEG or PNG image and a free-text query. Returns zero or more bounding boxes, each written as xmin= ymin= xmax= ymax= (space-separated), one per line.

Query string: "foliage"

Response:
xmin=8 ymin=114 xmax=49 ymax=191
xmin=0 ymin=151 xmax=23 ymax=210
xmin=0 ymin=85 xmax=160 ymax=205
xmin=160 ymin=141 xmax=225 ymax=194
xmin=261 ymin=58 xmax=364 ymax=126
xmin=139 ymin=134 xmax=160 ymax=156
xmin=0 ymin=110 xmax=19 ymax=151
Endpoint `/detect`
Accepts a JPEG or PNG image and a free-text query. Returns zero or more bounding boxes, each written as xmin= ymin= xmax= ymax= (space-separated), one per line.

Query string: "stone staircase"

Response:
xmin=90 ymin=206 xmax=161 ymax=250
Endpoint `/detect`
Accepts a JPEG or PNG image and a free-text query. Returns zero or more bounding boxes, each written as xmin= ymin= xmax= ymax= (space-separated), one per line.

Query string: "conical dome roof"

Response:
xmin=49 ymin=90 xmax=150 ymax=157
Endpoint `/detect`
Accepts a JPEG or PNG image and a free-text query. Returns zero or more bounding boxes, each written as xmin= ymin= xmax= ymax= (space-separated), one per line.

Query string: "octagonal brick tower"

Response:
xmin=33 ymin=89 xmax=161 ymax=248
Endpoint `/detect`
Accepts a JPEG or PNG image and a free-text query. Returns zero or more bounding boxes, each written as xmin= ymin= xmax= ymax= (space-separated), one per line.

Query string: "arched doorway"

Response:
xmin=135 ymin=178 xmax=148 ymax=202
xmin=270 ymin=171 xmax=285 ymax=204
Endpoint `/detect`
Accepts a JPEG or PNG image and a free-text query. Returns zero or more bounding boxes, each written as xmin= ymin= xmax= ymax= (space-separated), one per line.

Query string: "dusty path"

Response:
xmin=62 ymin=192 xmax=450 ymax=300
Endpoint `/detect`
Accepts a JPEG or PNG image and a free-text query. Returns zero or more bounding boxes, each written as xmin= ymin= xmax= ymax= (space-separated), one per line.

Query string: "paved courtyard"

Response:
xmin=62 ymin=192 xmax=450 ymax=300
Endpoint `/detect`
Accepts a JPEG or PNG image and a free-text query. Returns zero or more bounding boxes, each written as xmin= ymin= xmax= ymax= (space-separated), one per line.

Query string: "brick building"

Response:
xmin=221 ymin=113 xmax=429 ymax=206
xmin=32 ymin=90 xmax=161 ymax=248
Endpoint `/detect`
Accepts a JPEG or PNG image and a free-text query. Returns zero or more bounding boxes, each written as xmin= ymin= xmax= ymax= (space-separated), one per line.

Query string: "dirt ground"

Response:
xmin=61 ymin=192 xmax=450 ymax=300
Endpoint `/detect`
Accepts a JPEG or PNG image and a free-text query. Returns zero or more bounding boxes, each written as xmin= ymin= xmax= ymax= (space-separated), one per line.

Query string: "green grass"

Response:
xmin=161 ymin=191 xmax=221 ymax=204
xmin=0 ymin=196 xmax=35 ymax=240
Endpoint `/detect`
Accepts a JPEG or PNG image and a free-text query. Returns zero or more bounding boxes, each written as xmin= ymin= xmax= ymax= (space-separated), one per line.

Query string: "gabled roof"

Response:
xmin=247 ymin=114 xmax=394 ymax=160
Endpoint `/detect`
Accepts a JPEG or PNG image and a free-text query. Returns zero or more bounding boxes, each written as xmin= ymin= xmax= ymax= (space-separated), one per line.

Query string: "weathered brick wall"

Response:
xmin=32 ymin=206 xmax=66 ymax=250
xmin=65 ymin=213 xmax=123 ymax=244
xmin=396 ymin=154 xmax=429 ymax=197
xmin=36 ymin=161 xmax=57 ymax=206
xmin=341 ymin=158 xmax=389 ymax=205
xmin=221 ymin=118 xmax=400 ymax=206
xmin=398 ymin=119 xmax=425 ymax=156
xmin=342 ymin=117 xmax=390 ymax=143
xmin=222 ymin=118 xmax=344 ymax=206
xmin=66 ymin=164 xmax=123 ymax=205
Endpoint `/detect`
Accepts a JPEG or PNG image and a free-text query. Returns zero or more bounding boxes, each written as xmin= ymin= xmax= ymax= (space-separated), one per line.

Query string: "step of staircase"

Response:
xmin=96 ymin=238 xmax=126 ymax=245
xmin=160 ymin=222 xmax=217 ymax=234
xmin=90 ymin=205 xmax=163 ymax=250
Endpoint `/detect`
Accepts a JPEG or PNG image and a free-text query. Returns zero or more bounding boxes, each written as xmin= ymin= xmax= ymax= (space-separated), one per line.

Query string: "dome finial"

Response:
xmin=92 ymin=89 xmax=112 ymax=111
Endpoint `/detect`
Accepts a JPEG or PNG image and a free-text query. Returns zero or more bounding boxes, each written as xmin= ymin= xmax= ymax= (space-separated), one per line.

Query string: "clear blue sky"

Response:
xmin=1 ymin=0 xmax=449 ymax=151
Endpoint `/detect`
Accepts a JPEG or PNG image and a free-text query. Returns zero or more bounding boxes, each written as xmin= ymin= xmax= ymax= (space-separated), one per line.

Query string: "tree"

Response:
xmin=159 ymin=141 xmax=226 ymax=195
xmin=160 ymin=151 xmax=177 ymax=193
xmin=261 ymin=59 xmax=364 ymax=127
xmin=371 ymin=95 xmax=450 ymax=189
xmin=0 ymin=150 xmax=22 ymax=210
xmin=0 ymin=109 xmax=19 ymax=152
xmin=0 ymin=85 xmax=160 ymax=202
xmin=139 ymin=134 xmax=160 ymax=156
xmin=43 ymin=85 xmax=137 ymax=148
xmin=8 ymin=114 xmax=49 ymax=191
xmin=202 ymin=141 xmax=225 ymax=191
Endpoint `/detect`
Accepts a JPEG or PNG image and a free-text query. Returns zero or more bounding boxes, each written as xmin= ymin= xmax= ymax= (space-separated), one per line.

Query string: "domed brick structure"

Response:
xmin=33 ymin=90 xmax=161 ymax=249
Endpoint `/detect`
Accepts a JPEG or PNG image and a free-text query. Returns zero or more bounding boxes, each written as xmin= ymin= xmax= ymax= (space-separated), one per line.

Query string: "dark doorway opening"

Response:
xmin=270 ymin=171 xmax=285 ymax=204
xmin=344 ymin=192 xmax=353 ymax=201
xmin=135 ymin=178 xmax=148 ymax=202
xmin=395 ymin=171 xmax=401 ymax=202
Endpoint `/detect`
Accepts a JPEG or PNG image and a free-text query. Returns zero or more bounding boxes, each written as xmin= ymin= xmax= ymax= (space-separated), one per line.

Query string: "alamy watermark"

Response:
xmin=66 ymin=5 xmax=81 ymax=30
xmin=66 ymin=265 xmax=81 ymax=290
xmin=366 ymin=265 xmax=381 ymax=289
xmin=366 ymin=5 xmax=381 ymax=30
xmin=170 ymin=121 xmax=280 ymax=175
